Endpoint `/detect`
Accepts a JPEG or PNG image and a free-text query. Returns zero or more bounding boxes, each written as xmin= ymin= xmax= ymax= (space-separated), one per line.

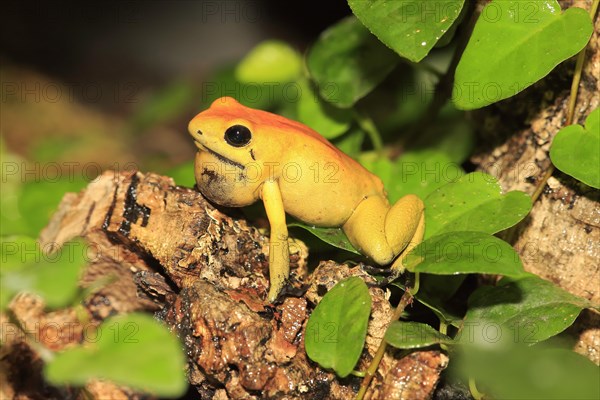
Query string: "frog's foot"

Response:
xmin=360 ymin=263 xmax=393 ymax=276
xmin=271 ymin=282 xmax=310 ymax=304
xmin=384 ymin=195 xmax=425 ymax=269
xmin=343 ymin=194 xmax=425 ymax=270
xmin=366 ymin=268 xmax=404 ymax=289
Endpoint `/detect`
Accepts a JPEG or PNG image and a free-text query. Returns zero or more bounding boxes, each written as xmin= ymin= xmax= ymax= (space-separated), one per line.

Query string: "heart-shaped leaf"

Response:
xmin=305 ymin=277 xmax=372 ymax=377
xmin=453 ymin=0 xmax=593 ymax=110
xmin=348 ymin=0 xmax=465 ymax=62
xmin=1 ymin=236 xmax=87 ymax=310
xmin=550 ymin=107 xmax=600 ymax=188
xmin=307 ymin=16 xmax=399 ymax=108
xmin=235 ymin=40 xmax=302 ymax=84
xmin=288 ymin=222 xmax=360 ymax=255
xmin=385 ymin=321 xmax=454 ymax=349
xmin=45 ymin=313 xmax=187 ymax=397
xmin=359 ymin=149 xmax=464 ymax=203
xmin=296 ymin=79 xmax=353 ymax=139
xmin=424 ymin=172 xmax=531 ymax=239
xmin=404 ymin=231 xmax=527 ymax=277
xmin=458 ymin=346 xmax=600 ymax=400
xmin=462 ymin=275 xmax=592 ymax=345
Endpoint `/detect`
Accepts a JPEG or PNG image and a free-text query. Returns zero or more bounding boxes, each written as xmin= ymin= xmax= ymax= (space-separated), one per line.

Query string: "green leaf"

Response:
xmin=424 ymin=172 xmax=531 ymax=239
xmin=348 ymin=0 xmax=465 ymax=62
xmin=305 ymin=277 xmax=371 ymax=377
xmin=0 ymin=145 xmax=27 ymax=236
xmin=458 ymin=346 xmax=600 ymax=399
xmin=45 ymin=313 xmax=187 ymax=397
xmin=550 ymin=108 xmax=600 ymax=188
xmin=201 ymin=66 xmax=282 ymax=111
xmin=288 ymin=223 xmax=360 ymax=255
xmin=296 ymin=79 xmax=353 ymax=139
xmin=385 ymin=321 xmax=454 ymax=349
xmin=453 ymin=0 xmax=593 ymax=109
xmin=416 ymin=117 xmax=475 ymax=164
xmin=332 ymin=127 xmax=365 ymax=158
xmin=166 ymin=160 xmax=196 ymax=187
xmin=359 ymin=150 xmax=464 ymax=203
xmin=404 ymin=231 xmax=527 ymax=277
xmin=1 ymin=237 xmax=87 ymax=310
xmin=18 ymin=178 xmax=88 ymax=237
xmin=235 ymin=40 xmax=302 ymax=84
xmin=307 ymin=16 xmax=399 ymax=108
xmin=132 ymin=81 xmax=195 ymax=132
xmin=462 ymin=276 xmax=592 ymax=345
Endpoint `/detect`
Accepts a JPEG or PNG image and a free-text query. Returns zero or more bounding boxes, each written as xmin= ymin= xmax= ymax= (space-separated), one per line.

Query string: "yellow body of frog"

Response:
xmin=189 ymin=97 xmax=425 ymax=302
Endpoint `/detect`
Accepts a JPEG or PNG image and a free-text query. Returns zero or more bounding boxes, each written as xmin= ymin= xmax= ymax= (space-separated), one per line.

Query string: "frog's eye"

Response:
xmin=224 ymin=125 xmax=252 ymax=147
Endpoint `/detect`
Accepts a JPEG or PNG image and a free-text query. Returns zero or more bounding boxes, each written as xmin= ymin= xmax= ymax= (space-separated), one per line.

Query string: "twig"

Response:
xmin=355 ymin=274 xmax=419 ymax=400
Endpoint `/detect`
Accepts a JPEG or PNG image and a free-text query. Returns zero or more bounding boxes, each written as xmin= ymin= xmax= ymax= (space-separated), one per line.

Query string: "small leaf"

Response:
xmin=385 ymin=321 xmax=454 ymax=349
xmin=453 ymin=0 xmax=593 ymax=109
xmin=462 ymin=275 xmax=592 ymax=345
xmin=305 ymin=277 xmax=371 ymax=377
xmin=1 ymin=237 xmax=87 ymax=310
xmin=404 ymin=231 xmax=527 ymax=277
xmin=424 ymin=172 xmax=531 ymax=239
xmin=235 ymin=40 xmax=302 ymax=84
xmin=307 ymin=16 xmax=399 ymax=108
xmin=166 ymin=160 xmax=195 ymax=187
xmin=45 ymin=313 xmax=187 ymax=397
xmin=288 ymin=223 xmax=360 ymax=255
xmin=550 ymin=108 xmax=600 ymax=188
xmin=132 ymin=81 xmax=195 ymax=132
xmin=296 ymin=79 xmax=352 ymax=139
xmin=333 ymin=127 xmax=365 ymax=158
xmin=201 ymin=66 xmax=282 ymax=111
xmin=458 ymin=346 xmax=600 ymax=400
xmin=348 ymin=0 xmax=465 ymax=62
xmin=359 ymin=149 xmax=464 ymax=203
xmin=18 ymin=178 xmax=88 ymax=237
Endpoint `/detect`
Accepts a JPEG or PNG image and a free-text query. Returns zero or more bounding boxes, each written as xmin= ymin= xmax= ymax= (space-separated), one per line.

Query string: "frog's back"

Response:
xmin=206 ymin=97 xmax=386 ymax=226
xmin=207 ymin=97 xmax=335 ymax=147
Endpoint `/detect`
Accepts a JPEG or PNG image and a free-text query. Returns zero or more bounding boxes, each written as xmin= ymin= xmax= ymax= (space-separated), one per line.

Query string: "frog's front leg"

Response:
xmin=261 ymin=180 xmax=290 ymax=302
xmin=343 ymin=194 xmax=425 ymax=270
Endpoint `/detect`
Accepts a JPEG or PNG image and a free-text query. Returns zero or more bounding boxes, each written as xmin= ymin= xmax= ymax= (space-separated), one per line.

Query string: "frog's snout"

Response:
xmin=189 ymin=128 xmax=204 ymax=144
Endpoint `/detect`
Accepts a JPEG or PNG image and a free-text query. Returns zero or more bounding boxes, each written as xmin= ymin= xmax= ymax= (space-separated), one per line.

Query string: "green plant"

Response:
xmin=0 ymin=235 xmax=187 ymax=396
xmin=215 ymin=0 xmax=599 ymax=398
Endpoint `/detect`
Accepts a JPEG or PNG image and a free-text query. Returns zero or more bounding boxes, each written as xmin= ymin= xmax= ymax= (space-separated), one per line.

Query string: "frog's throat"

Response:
xmin=198 ymin=142 xmax=245 ymax=170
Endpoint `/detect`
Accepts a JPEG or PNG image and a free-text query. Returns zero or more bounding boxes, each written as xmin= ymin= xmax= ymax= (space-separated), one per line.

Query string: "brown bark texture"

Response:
xmin=1 ymin=171 xmax=447 ymax=399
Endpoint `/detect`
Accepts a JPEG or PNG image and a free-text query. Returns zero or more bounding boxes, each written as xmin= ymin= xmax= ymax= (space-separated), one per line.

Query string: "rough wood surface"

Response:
xmin=2 ymin=171 xmax=447 ymax=399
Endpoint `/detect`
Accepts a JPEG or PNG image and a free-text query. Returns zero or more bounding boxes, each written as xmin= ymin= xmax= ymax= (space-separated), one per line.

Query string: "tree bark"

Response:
xmin=2 ymin=171 xmax=447 ymax=399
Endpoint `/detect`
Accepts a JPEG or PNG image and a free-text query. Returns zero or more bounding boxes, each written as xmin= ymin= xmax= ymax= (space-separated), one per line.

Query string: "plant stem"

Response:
xmin=355 ymin=273 xmax=420 ymax=399
xmin=354 ymin=110 xmax=383 ymax=152
xmin=469 ymin=377 xmax=485 ymax=400
xmin=531 ymin=0 xmax=598 ymax=204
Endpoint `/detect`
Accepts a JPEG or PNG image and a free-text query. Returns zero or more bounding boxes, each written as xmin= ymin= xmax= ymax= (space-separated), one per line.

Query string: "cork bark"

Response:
xmin=1 ymin=171 xmax=447 ymax=399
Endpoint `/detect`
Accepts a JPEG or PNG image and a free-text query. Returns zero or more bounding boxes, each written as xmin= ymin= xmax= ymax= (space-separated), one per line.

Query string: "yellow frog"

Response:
xmin=189 ymin=97 xmax=425 ymax=302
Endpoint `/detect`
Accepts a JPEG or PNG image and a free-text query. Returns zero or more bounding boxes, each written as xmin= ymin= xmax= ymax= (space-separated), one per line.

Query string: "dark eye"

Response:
xmin=224 ymin=125 xmax=252 ymax=147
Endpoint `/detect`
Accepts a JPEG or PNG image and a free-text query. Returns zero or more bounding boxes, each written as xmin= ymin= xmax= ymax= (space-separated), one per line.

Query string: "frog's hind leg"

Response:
xmin=343 ymin=194 xmax=424 ymax=269
xmin=385 ymin=194 xmax=425 ymax=270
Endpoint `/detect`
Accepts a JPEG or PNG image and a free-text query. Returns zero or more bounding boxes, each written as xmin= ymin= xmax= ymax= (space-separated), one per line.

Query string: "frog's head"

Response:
xmin=188 ymin=97 xmax=282 ymax=206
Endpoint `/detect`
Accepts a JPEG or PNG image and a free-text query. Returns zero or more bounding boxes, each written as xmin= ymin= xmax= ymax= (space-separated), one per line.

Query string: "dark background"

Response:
xmin=2 ymin=0 xmax=350 ymax=87
xmin=1 ymin=0 xmax=354 ymax=171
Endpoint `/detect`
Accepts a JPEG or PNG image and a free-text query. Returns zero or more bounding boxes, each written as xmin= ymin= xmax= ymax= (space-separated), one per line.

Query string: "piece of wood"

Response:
xmin=2 ymin=171 xmax=447 ymax=399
